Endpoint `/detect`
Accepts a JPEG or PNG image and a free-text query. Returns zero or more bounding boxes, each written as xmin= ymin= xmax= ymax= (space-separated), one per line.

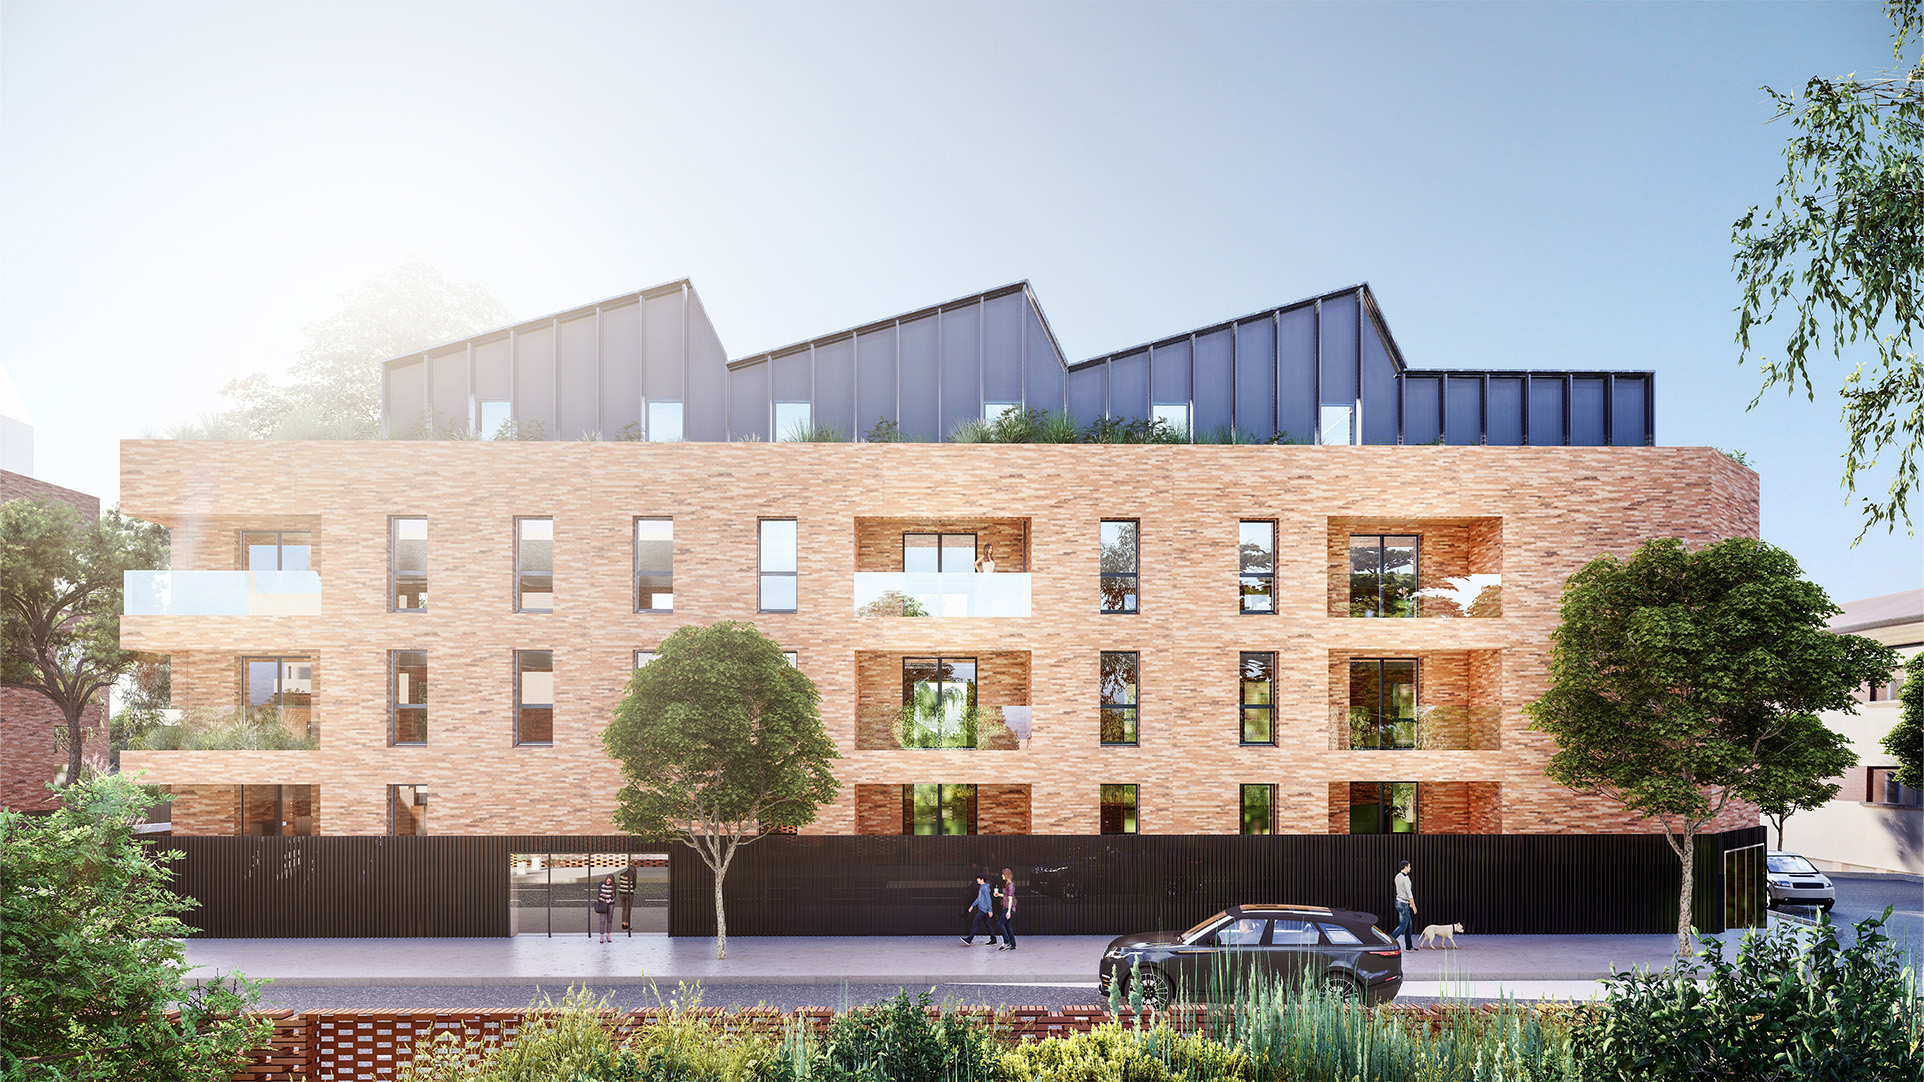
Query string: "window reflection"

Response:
xmin=517 ymin=650 xmax=554 ymax=745
xmin=1240 ymin=652 xmax=1276 ymax=744
xmin=1100 ymin=651 xmax=1138 ymax=744
xmin=1349 ymin=535 xmax=1418 ymax=618
xmin=1349 ymin=781 xmax=1418 ymax=834
xmin=244 ymin=656 xmax=314 ymax=741
xmin=759 ymin=520 xmax=798 ymax=612
xmin=903 ymin=783 xmax=976 ymax=835
xmin=1349 ymin=659 xmax=1417 ymax=749
xmin=902 ymin=657 xmax=978 ymax=749
xmin=392 ymin=518 xmax=427 ymax=611
xmin=1100 ymin=520 xmax=1138 ymax=613
xmin=1241 ymin=783 xmax=1275 ymax=835
xmin=1100 ymin=784 xmax=1138 ymax=834
xmin=516 ymin=518 xmax=554 ymax=612
xmin=1240 ymin=521 xmax=1276 ymax=614
xmin=392 ymin=650 xmax=427 ymax=745
xmin=634 ymin=518 xmax=673 ymax=612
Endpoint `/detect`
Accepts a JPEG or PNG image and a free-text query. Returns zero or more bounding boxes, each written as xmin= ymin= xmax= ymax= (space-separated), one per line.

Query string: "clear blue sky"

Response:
xmin=1 ymin=0 xmax=1915 ymax=601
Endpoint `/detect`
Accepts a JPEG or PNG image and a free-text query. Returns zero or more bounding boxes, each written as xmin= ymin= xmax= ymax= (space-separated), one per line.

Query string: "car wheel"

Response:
xmin=1131 ymin=967 xmax=1173 ymax=1010
xmin=1820 ymin=901 xmax=1835 ymax=912
xmin=1322 ymin=974 xmax=1365 ymax=1004
xmin=1059 ymin=878 xmax=1084 ymax=903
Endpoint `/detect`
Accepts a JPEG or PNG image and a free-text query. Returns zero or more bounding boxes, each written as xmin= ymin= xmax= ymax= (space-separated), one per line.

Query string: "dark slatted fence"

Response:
xmin=670 ymin=828 xmax=1767 ymax=938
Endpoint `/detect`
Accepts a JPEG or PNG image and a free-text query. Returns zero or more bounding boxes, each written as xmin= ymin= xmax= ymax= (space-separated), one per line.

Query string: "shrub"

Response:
xmin=997 ymin=1023 xmax=1249 ymax=1081
xmin=787 ymin=989 xmax=1002 ymax=1082
xmin=1567 ymin=912 xmax=1924 ymax=1081
xmin=126 ymin=707 xmax=318 ymax=751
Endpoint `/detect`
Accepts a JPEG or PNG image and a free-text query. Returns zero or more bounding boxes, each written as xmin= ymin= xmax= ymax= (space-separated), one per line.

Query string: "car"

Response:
xmin=1097 ymin=903 xmax=1403 ymax=1008
xmin=1765 ymin=851 xmax=1835 ymax=911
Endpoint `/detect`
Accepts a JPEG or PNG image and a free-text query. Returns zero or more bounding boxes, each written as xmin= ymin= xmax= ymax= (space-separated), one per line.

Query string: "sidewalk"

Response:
xmin=186 ymin=932 xmax=1708 ymax=991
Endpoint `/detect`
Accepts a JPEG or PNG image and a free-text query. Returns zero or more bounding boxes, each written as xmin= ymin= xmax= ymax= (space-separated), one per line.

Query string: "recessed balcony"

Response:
xmin=124 ymin=570 xmax=322 ymax=616
xmin=853 ymin=515 xmax=1032 ymax=618
xmin=853 ymin=571 xmax=1031 ymax=618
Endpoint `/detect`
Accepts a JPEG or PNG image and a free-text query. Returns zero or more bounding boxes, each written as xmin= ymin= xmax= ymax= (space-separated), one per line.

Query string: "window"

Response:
xmin=1349 ymin=535 xmax=1418 ymax=618
xmin=783 ymin=651 xmax=799 ymax=668
xmin=244 ymin=657 xmax=314 ymax=740
xmin=904 ymin=533 xmax=976 ymax=572
xmin=1212 ymin=917 xmax=1268 ymax=946
xmin=516 ymin=650 xmax=554 ymax=745
xmin=1100 ymin=520 xmax=1139 ymax=613
xmin=390 ymin=784 xmax=427 ymax=836
xmin=391 ymin=651 xmax=427 ymax=745
xmin=1869 ymin=767 xmax=1923 ymax=807
xmin=1349 ymin=781 xmax=1418 ymax=834
xmin=634 ymin=518 xmax=673 ymax=612
xmin=647 ymin=400 xmax=683 ymax=442
xmin=774 ymin=402 xmax=812 ymax=441
xmin=1100 ymin=784 xmax=1138 ymax=834
xmin=1319 ymin=404 xmax=1353 ymax=446
xmin=1241 ymin=783 xmax=1275 ymax=835
xmin=902 ymin=783 xmax=976 ymax=835
xmin=244 ymin=531 xmax=312 ymax=573
xmin=902 ymin=657 xmax=978 ymax=748
xmin=1240 ymin=652 xmax=1276 ymax=744
xmin=1239 ymin=521 xmax=1276 ymax=614
xmin=478 ymin=400 xmax=511 ymax=438
xmin=1349 ymin=659 xmax=1418 ymax=749
xmin=759 ymin=519 xmax=798 ymax=612
xmin=985 ymin=402 xmax=1019 ymax=423
xmin=634 ymin=651 xmax=656 ymax=669
xmin=391 ymin=517 xmax=427 ymax=611
xmin=1152 ymin=403 xmax=1190 ymax=439
xmin=1270 ymin=918 xmax=1321 ymax=945
xmin=1100 ymin=651 xmax=1139 ymax=745
xmin=515 ymin=518 xmax=554 ymax=612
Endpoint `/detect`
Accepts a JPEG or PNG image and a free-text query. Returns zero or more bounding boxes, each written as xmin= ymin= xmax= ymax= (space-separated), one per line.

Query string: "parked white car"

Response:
xmin=1765 ymin=851 xmax=1835 ymax=911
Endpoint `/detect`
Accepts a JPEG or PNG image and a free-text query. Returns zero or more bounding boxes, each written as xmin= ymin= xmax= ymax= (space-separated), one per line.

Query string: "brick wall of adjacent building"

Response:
xmin=116 ymin=441 xmax=1762 ymax=838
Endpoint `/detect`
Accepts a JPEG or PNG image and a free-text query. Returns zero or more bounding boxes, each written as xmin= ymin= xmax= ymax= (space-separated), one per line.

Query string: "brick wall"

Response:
xmin=979 ymin=783 xmax=1032 ymax=834
xmin=116 ymin=441 xmax=1762 ymax=838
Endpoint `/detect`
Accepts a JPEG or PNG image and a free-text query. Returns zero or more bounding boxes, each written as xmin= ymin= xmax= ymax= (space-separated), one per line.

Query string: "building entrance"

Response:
xmin=510 ymin=851 xmax=669 ymax=935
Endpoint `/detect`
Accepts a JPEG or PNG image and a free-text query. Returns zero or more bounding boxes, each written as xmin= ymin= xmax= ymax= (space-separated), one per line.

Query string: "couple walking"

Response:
xmin=961 ymin=868 xmax=1017 ymax=950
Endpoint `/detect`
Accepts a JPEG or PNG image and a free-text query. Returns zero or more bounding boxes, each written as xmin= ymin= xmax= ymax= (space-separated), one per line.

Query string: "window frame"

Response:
xmin=901 ymin=783 xmax=977 ymax=835
xmin=901 ymin=656 xmax=980 ymax=749
xmin=389 ymin=783 xmax=428 ymax=836
xmin=390 ymin=516 xmax=427 ymax=613
xmin=514 ymin=516 xmax=555 ymax=614
xmin=1349 ymin=658 xmax=1419 ymax=750
xmin=773 ymin=401 xmax=812 ymax=441
xmin=633 ymin=517 xmax=674 ymax=613
xmin=242 ymin=655 xmax=315 ymax=741
xmin=1100 ymin=650 xmax=1139 ymax=746
xmin=1348 ymin=781 xmax=1419 ymax=835
xmin=646 ymin=399 xmax=684 ymax=442
xmin=1239 ymin=651 xmax=1277 ymax=745
xmin=1100 ymin=783 xmax=1139 ymax=835
xmin=1349 ymin=534 xmax=1420 ymax=619
xmin=758 ymin=518 xmax=799 ymax=613
xmin=1100 ymin=519 xmax=1140 ymax=614
xmin=514 ymin=649 xmax=554 ymax=747
xmin=902 ymin=532 xmax=978 ymax=573
xmin=390 ymin=649 xmax=427 ymax=746
xmin=1240 ymin=783 xmax=1276 ymax=835
xmin=1239 ymin=520 xmax=1276 ymax=615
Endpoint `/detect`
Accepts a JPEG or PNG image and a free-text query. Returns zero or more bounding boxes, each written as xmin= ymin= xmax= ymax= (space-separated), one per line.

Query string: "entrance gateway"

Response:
xmin=512 ymin=851 xmax=669 ymax=935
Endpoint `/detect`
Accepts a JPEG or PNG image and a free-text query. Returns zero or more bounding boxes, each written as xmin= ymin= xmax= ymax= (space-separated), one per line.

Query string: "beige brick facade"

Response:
xmin=117 ymin=440 xmax=1762 ymax=838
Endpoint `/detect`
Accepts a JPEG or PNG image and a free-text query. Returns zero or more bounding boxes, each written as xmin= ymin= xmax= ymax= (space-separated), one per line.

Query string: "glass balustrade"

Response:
xmin=853 ymin=572 xmax=1031 ymax=618
xmin=124 ymin=570 xmax=323 ymax=616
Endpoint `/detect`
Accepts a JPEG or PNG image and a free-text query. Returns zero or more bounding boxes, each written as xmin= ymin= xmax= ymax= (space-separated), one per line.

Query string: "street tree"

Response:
xmin=1883 ymin=652 xmax=1924 ymax=788
xmin=1733 ymin=0 xmax=1924 ymax=538
xmin=1 ymin=772 xmax=269 ymax=1079
xmin=602 ymin=621 xmax=840 ymax=959
xmin=1 ymin=498 xmax=168 ymax=787
xmin=1526 ymin=536 xmax=1898 ymax=955
xmin=1750 ymin=718 xmax=1857 ymax=850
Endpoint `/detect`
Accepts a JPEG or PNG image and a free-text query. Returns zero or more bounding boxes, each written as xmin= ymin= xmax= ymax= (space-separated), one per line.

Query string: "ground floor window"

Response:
xmin=1868 ymin=767 xmax=1924 ymax=807
xmin=1349 ymin=781 xmax=1418 ymax=834
xmin=1241 ymin=783 xmax=1275 ymax=835
xmin=389 ymin=784 xmax=427 ymax=835
xmin=1100 ymin=784 xmax=1138 ymax=834
xmin=902 ymin=783 xmax=976 ymax=834
xmin=509 ymin=852 xmax=668 ymax=936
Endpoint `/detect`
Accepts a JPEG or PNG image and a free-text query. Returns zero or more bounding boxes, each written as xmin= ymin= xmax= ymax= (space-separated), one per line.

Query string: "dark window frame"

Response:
xmin=241 ymin=655 xmax=315 ymax=741
xmin=758 ymin=518 xmax=799 ymax=613
xmin=1349 ymin=658 xmax=1419 ymax=750
xmin=1240 ymin=783 xmax=1276 ymax=835
xmin=1100 ymin=783 xmax=1139 ymax=834
xmin=514 ymin=649 xmax=554 ymax=747
xmin=1868 ymin=766 xmax=1924 ymax=807
xmin=901 ymin=783 xmax=978 ymax=835
xmin=1348 ymin=534 xmax=1420 ymax=619
xmin=1348 ymin=781 xmax=1420 ymax=835
xmin=390 ymin=649 xmax=427 ymax=746
xmin=390 ymin=516 xmax=427 ymax=613
xmin=901 ymin=656 xmax=980 ymax=749
xmin=1100 ymin=650 xmax=1139 ymax=745
xmin=514 ymin=517 xmax=555 ymax=614
xmin=1239 ymin=520 xmax=1276 ymax=615
xmin=1240 ymin=651 xmax=1277 ymax=745
xmin=241 ymin=530 xmax=314 ymax=572
xmin=633 ymin=517 xmax=675 ymax=613
xmin=1100 ymin=519 xmax=1140 ymax=614
xmin=389 ymin=783 xmax=427 ymax=836
xmin=902 ymin=532 xmax=978 ymax=572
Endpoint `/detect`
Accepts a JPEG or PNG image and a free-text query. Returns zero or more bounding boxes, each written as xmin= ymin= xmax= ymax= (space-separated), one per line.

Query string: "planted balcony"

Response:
xmin=124 ymin=570 xmax=322 ymax=616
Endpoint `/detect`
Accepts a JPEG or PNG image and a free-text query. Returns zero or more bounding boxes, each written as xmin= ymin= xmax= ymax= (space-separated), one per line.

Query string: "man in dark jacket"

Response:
xmin=960 ymin=872 xmax=995 ymax=944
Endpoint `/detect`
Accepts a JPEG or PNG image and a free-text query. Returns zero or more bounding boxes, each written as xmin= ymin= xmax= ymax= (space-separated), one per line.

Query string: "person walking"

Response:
xmin=595 ymin=875 xmax=616 ymax=943
xmin=1393 ymin=860 xmax=1418 ymax=951
xmin=994 ymin=867 xmax=1018 ymax=950
xmin=961 ymin=872 xmax=995 ymax=944
xmin=618 ymin=859 xmax=639 ymax=932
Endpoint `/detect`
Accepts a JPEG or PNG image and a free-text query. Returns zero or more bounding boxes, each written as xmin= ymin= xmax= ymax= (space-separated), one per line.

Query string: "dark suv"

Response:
xmin=1097 ymin=904 xmax=1403 ymax=1007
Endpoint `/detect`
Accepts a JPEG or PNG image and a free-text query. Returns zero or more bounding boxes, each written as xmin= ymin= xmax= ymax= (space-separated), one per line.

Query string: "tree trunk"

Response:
xmin=1676 ymin=828 xmax=1696 ymax=958
xmin=713 ymin=866 xmax=728 ymax=960
xmin=60 ymin=701 xmax=85 ymax=790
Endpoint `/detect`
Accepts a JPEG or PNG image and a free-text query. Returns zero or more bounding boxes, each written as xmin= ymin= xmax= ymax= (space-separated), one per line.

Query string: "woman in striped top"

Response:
xmin=596 ymin=876 xmax=616 ymax=942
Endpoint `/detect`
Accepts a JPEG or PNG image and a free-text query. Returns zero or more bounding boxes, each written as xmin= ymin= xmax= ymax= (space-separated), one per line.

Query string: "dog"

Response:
xmin=1419 ymin=922 xmax=1464 ymax=948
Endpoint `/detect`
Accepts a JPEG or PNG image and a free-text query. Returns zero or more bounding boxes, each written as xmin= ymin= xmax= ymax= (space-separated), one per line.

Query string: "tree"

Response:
xmin=1883 ymin=652 xmax=1924 ymax=788
xmin=1750 ymin=718 xmax=1857 ymax=850
xmin=183 ymin=258 xmax=511 ymax=439
xmin=1 ymin=498 xmax=169 ymax=788
xmin=1733 ymin=1 xmax=1924 ymax=538
xmin=601 ymin=621 xmax=840 ymax=959
xmin=0 ymin=772 xmax=269 ymax=1079
xmin=1525 ymin=537 xmax=1898 ymax=955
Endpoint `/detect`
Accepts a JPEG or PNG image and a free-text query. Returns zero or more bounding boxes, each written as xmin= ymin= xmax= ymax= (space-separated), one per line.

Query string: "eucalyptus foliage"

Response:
xmin=602 ymin=621 xmax=841 ymax=959
xmin=0 ymin=772 xmax=269 ymax=1080
xmin=1733 ymin=0 xmax=1924 ymax=537
xmin=1526 ymin=537 xmax=1897 ymax=954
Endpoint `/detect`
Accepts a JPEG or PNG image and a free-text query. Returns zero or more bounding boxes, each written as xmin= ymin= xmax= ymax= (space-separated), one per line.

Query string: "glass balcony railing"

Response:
xmin=853 ymin=572 xmax=1031 ymax=618
xmin=124 ymin=570 xmax=322 ymax=616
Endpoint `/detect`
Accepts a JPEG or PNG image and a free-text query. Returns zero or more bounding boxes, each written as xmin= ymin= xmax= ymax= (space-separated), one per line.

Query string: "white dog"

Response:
xmin=1419 ymin=922 xmax=1464 ymax=948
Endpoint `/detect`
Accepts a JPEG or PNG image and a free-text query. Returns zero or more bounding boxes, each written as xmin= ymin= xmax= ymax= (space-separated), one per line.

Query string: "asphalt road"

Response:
xmin=1812 ymin=874 xmax=1923 ymax=972
xmin=255 ymin=981 xmax=1108 ymax=1012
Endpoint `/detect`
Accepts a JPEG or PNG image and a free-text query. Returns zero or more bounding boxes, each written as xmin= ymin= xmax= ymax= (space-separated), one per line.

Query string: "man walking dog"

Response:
xmin=1393 ymin=859 xmax=1418 ymax=951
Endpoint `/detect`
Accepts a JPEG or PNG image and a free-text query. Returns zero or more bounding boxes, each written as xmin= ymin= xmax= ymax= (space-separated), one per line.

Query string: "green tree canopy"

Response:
xmin=1734 ymin=1 xmax=1924 ymax=538
xmin=1750 ymin=717 xmax=1857 ymax=850
xmin=1 ymin=498 xmax=168 ymax=788
xmin=0 ymin=772 xmax=268 ymax=1079
xmin=1526 ymin=536 xmax=1898 ymax=953
xmin=601 ymin=621 xmax=840 ymax=959
xmin=1883 ymin=652 xmax=1924 ymax=788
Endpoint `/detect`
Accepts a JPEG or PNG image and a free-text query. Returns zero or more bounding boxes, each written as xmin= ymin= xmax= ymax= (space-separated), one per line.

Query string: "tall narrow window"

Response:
xmin=515 ymin=518 xmax=554 ymax=612
xmin=1100 ymin=520 xmax=1139 ymax=613
xmin=774 ymin=402 xmax=812 ymax=441
xmin=759 ymin=519 xmax=798 ymax=612
xmin=902 ymin=783 xmax=977 ymax=835
xmin=390 ymin=784 xmax=427 ymax=836
xmin=1239 ymin=521 xmax=1276 ymax=614
xmin=244 ymin=657 xmax=314 ymax=741
xmin=391 ymin=651 xmax=427 ymax=745
xmin=1348 ymin=781 xmax=1418 ymax=834
xmin=1100 ymin=651 xmax=1139 ymax=745
xmin=634 ymin=518 xmax=674 ymax=612
xmin=902 ymin=658 xmax=978 ymax=749
xmin=1240 ymin=652 xmax=1276 ymax=744
xmin=1240 ymin=783 xmax=1276 ymax=835
xmin=1101 ymin=784 xmax=1139 ymax=834
xmin=516 ymin=650 xmax=554 ymax=745
xmin=1349 ymin=535 xmax=1419 ymax=618
xmin=903 ymin=533 xmax=976 ymax=572
xmin=392 ymin=517 xmax=427 ymax=611
xmin=1348 ymin=659 xmax=1418 ymax=749
xmin=647 ymin=400 xmax=683 ymax=442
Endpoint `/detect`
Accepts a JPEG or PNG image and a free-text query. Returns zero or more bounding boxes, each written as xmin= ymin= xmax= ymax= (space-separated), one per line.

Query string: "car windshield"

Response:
xmin=1181 ymin=913 xmax=1229 ymax=943
xmin=1768 ymin=854 xmax=1819 ymax=875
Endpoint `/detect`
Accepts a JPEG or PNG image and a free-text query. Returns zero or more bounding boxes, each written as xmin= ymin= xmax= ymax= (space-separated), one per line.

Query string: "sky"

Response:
xmin=1 ymin=0 xmax=1917 ymax=602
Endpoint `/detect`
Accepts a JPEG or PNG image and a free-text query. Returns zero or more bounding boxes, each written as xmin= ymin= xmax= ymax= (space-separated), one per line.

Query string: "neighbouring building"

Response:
xmin=1782 ymin=588 xmax=1923 ymax=874
xmin=117 ymin=280 xmax=1761 ymax=838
